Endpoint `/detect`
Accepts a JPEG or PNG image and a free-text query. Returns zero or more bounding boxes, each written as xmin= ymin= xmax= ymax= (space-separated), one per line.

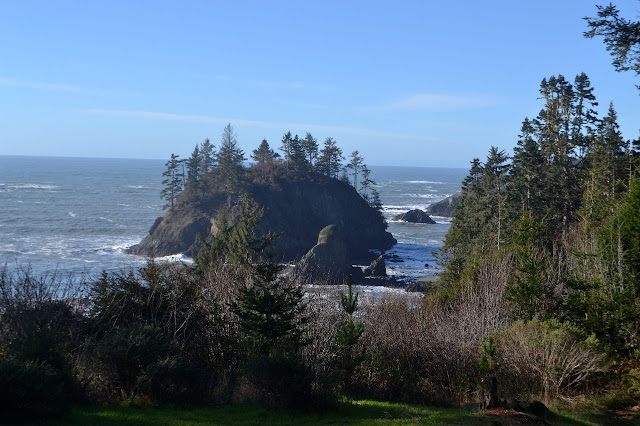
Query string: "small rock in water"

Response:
xmin=393 ymin=209 xmax=436 ymax=224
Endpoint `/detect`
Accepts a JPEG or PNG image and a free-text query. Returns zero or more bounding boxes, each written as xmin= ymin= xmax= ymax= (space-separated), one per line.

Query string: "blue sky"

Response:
xmin=0 ymin=1 xmax=638 ymax=167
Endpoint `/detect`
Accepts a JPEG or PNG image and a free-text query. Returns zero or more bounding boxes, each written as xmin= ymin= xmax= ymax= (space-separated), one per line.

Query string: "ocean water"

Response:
xmin=0 ymin=156 xmax=466 ymax=279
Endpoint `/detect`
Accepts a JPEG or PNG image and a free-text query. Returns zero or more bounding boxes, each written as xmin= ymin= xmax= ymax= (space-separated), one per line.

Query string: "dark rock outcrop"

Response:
xmin=296 ymin=225 xmax=353 ymax=281
xmin=393 ymin=209 xmax=436 ymax=224
xmin=364 ymin=255 xmax=387 ymax=277
xmin=127 ymin=178 xmax=396 ymax=262
xmin=426 ymin=191 xmax=462 ymax=217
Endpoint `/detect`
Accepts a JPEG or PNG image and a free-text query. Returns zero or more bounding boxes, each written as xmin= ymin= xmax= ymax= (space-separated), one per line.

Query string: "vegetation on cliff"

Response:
xmin=2 ymin=4 xmax=640 ymax=423
xmin=128 ymin=126 xmax=394 ymax=262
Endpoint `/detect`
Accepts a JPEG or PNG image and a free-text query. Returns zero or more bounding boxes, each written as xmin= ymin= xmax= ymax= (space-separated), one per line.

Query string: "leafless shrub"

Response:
xmin=496 ymin=319 xmax=606 ymax=402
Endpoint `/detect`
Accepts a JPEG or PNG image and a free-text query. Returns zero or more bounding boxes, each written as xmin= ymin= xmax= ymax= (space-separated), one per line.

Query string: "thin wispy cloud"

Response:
xmin=82 ymin=108 xmax=452 ymax=143
xmin=248 ymin=79 xmax=305 ymax=89
xmin=366 ymin=93 xmax=502 ymax=112
xmin=0 ymin=77 xmax=109 ymax=95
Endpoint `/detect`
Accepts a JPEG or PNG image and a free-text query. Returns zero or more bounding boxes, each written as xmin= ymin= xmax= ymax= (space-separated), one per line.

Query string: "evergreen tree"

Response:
xmin=585 ymin=3 xmax=640 ymax=90
xmin=229 ymin=261 xmax=307 ymax=356
xmin=335 ymin=275 xmax=364 ymax=395
xmin=300 ymin=132 xmax=318 ymax=166
xmin=581 ymin=102 xmax=627 ymax=225
xmin=572 ymin=72 xmax=599 ymax=157
xmin=317 ymin=137 xmax=344 ymax=179
xmin=483 ymin=147 xmax=510 ymax=248
xmin=288 ymin=134 xmax=309 ymax=178
xmin=251 ymin=139 xmax=280 ymax=184
xmin=279 ymin=131 xmax=293 ymax=176
xmin=199 ymin=138 xmax=216 ymax=177
xmin=185 ymin=144 xmax=201 ymax=190
xmin=216 ymin=123 xmax=246 ymax=193
xmin=359 ymin=164 xmax=374 ymax=203
xmin=346 ymin=150 xmax=364 ymax=190
xmin=509 ymin=118 xmax=545 ymax=217
xmin=194 ymin=194 xmax=278 ymax=270
xmin=160 ymin=153 xmax=183 ymax=210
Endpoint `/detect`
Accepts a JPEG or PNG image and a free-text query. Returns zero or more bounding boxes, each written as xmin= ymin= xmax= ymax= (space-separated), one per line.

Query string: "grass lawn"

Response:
xmin=34 ymin=399 xmax=622 ymax=425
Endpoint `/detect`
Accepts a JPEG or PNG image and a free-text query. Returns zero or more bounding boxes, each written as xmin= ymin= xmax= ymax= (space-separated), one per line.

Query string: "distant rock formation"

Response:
xmin=127 ymin=178 xmax=396 ymax=263
xmin=426 ymin=192 xmax=462 ymax=217
xmin=393 ymin=209 xmax=436 ymax=224
xmin=364 ymin=255 xmax=387 ymax=277
xmin=296 ymin=225 xmax=352 ymax=282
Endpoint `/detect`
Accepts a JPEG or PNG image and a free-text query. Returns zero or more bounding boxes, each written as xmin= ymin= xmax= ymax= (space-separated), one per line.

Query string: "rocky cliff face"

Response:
xmin=426 ymin=191 xmax=462 ymax=217
xmin=127 ymin=178 xmax=396 ymax=263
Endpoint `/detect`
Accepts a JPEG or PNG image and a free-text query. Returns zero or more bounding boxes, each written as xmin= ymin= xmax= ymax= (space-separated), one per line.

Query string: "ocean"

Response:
xmin=0 ymin=156 xmax=466 ymax=280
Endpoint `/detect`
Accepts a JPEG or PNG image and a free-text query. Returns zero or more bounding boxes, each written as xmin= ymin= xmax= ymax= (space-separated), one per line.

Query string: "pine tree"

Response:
xmin=317 ymin=137 xmax=344 ymax=179
xmin=194 ymin=194 xmax=278 ymax=270
xmin=483 ymin=147 xmax=510 ymax=248
xmin=160 ymin=153 xmax=183 ymax=210
xmin=359 ymin=164 xmax=374 ymax=203
xmin=279 ymin=131 xmax=293 ymax=176
xmin=185 ymin=144 xmax=201 ymax=190
xmin=288 ymin=134 xmax=309 ymax=178
xmin=251 ymin=139 xmax=280 ymax=184
xmin=229 ymin=262 xmax=307 ymax=355
xmin=216 ymin=123 xmax=246 ymax=193
xmin=585 ymin=3 xmax=640 ymax=90
xmin=509 ymin=118 xmax=545 ymax=217
xmin=300 ymin=132 xmax=318 ymax=166
xmin=199 ymin=138 xmax=216 ymax=177
xmin=346 ymin=150 xmax=364 ymax=190
xmin=335 ymin=275 xmax=364 ymax=395
xmin=582 ymin=102 xmax=627 ymax=225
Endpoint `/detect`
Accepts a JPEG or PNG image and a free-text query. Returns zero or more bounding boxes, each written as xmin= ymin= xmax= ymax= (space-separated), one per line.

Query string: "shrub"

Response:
xmin=0 ymin=357 xmax=71 ymax=421
xmin=240 ymin=353 xmax=312 ymax=408
xmin=496 ymin=319 xmax=605 ymax=402
xmin=80 ymin=324 xmax=173 ymax=401
xmin=137 ymin=355 xmax=208 ymax=404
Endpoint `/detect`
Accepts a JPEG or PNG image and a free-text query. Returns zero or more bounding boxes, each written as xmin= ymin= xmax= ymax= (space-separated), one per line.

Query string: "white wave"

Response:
xmin=7 ymin=183 xmax=58 ymax=190
xmin=68 ymin=212 xmax=76 ymax=217
xmin=125 ymin=185 xmax=146 ymax=189
xmin=154 ymin=253 xmax=194 ymax=264
xmin=99 ymin=217 xmax=114 ymax=223
xmin=401 ymin=193 xmax=438 ymax=198
xmin=404 ymin=180 xmax=444 ymax=184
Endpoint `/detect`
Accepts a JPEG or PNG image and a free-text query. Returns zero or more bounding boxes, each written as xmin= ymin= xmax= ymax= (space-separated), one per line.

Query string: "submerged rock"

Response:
xmin=393 ymin=209 xmax=436 ymax=224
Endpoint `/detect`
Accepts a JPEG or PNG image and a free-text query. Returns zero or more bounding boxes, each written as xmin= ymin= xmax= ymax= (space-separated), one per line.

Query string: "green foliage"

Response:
xmin=230 ymin=265 xmax=307 ymax=356
xmin=241 ymin=352 xmax=312 ymax=408
xmin=335 ymin=276 xmax=364 ymax=397
xmin=478 ymin=336 xmax=501 ymax=376
xmin=136 ymin=355 xmax=207 ymax=404
xmin=194 ymin=194 xmax=279 ymax=270
xmin=83 ymin=324 xmax=174 ymax=399
xmin=251 ymin=138 xmax=280 ymax=184
xmin=161 ymin=153 xmax=184 ymax=210
xmin=216 ymin=123 xmax=246 ymax=193
xmin=346 ymin=150 xmax=364 ymax=190
xmin=585 ymin=3 xmax=640 ymax=89
xmin=316 ymin=137 xmax=344 ymax=179
xmin=0 ymin=357 xmax=70 ymax=421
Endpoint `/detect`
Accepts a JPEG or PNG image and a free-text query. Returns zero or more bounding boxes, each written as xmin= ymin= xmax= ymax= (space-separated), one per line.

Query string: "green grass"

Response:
xmin=35 ymin=400 xmax=607 ymax=426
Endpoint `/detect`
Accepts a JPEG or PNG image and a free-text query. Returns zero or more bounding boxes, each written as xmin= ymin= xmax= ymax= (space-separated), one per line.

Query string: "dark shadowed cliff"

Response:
xmin=127 ymin=177 xmax=396 ymax=263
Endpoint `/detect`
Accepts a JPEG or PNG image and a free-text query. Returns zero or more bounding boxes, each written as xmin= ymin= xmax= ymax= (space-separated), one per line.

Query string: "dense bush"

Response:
xmin=0 ymin=357 xmax=71 ymax=421
xmin=79 ymin=324 xmax=174 ymax=400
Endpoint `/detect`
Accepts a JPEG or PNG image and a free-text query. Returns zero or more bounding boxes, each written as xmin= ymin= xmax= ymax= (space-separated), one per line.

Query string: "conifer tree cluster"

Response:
xmin=161 ymin=125 xmax=382 ymax=211
xmin=439 ymin=72 xmax=640 ymax=357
